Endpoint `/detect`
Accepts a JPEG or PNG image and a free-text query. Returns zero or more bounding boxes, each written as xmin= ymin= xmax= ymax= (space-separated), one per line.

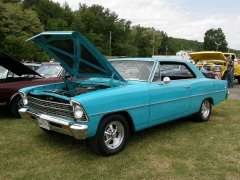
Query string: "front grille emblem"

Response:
xmin=47 ymin=96 xmax=54 ymax=101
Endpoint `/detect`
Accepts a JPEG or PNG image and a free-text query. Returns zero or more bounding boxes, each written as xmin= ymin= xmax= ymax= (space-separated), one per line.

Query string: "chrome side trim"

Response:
xmin=91 ymin=104 xmax=150 ymax=117
xmin=90 ymin=90 xmax=228 ymax=117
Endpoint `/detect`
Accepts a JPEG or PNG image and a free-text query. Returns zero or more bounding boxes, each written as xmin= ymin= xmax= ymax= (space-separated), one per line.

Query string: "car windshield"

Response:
xmin=109 ymin=60 xmax=154 ymax=81
xmin=36 ymin=63 xmax=62 ymax=77
xmin=0 ymin=66 xmax=7 ymax=78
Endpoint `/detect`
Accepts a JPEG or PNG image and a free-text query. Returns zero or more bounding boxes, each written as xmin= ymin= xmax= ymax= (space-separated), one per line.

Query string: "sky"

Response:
xmin=52 ymin=0 xmax=240 ymax=50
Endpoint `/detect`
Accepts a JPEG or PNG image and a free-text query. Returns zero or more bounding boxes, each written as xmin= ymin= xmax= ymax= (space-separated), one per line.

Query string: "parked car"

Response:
xmin=0 ymin=65 xmax=8 ymax=79
xmin=23 ymin=61 xmax=42 ymax=71
xmin=190 ymin=51 xmax=240 ymax=83
xmin=0 ymin=52 xmax=42 ymax=80
xmin=0 ymin=50 xmax=66 ymax=118
xmin=19 ymin=31 xmax=228 ymax=156
xmin=0 ymin=62 xmax=42 ymax=79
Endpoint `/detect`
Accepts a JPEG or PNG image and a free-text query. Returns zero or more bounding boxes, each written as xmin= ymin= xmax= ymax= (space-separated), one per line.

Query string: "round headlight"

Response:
xmin=20 ymin=91 xmax=28 ymax=106
xmin=74 ymin=104 xmax=83 ymax=119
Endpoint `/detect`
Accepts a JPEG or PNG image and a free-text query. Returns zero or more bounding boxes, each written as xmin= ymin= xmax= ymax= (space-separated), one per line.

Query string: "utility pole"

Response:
xmin=152 ymin=36 xmax=155 ymax=56
xmin=166 ymin=45 xmax=168 ymax=58
xmin=216 ymin=44 xmax=219 ymax=51
xmin=109 ymin=31 xmax=112 ymax=56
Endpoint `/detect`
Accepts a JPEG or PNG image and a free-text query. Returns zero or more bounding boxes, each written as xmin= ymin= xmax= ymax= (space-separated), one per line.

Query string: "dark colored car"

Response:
xmin=0 ymin=50 xmax=66 ymax=118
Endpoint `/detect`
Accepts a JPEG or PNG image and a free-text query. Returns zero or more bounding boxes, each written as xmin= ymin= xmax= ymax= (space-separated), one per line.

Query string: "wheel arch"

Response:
xmin=100 ymin=111 xmax=135 ymax=133
xmin=206 ymin=97 xmax=213 ymax=105
xmin=8 ymin=92 xmax=21 ymax=108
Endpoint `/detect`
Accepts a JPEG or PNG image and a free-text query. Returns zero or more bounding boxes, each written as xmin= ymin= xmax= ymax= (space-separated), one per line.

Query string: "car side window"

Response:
xmin=152 ymin=62 xmax=196 ymax=82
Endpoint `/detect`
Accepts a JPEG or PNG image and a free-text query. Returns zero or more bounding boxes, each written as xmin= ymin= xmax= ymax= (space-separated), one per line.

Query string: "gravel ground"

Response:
xmin=228 ymin=82 xmax=240 ymax=100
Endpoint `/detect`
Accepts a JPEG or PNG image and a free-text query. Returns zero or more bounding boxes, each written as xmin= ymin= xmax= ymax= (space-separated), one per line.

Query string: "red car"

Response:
xmin=0 ymin=51 xmax=66 ymax=118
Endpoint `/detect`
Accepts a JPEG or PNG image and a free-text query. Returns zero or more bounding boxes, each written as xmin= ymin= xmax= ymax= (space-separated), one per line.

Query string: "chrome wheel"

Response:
xmin=89 ymin=114 xmax=129 ymax=156
xmin=193 ymin=99 xmax=212 ymax=122
xmin=104 ymin=121 xmax=125 ymax=149
xmin=201 ymin=99 xmax=211 ymax=119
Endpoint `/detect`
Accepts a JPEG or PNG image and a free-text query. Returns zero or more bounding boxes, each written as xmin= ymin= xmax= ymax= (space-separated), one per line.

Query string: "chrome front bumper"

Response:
xmin=19 ymin=108 xmax=88 ymax=140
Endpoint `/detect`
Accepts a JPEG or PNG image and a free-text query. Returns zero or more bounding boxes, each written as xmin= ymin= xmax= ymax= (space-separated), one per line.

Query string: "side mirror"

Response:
xmin=163 ymin=77 xmax=170 ymax=84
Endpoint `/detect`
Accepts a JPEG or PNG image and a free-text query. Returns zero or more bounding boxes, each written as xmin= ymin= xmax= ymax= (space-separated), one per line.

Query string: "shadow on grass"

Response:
xmin=0 ymin=109 xmax=17 ymax=120
xmin=31 ymin=115 xmax=195 ymax=156
xmin=35 ymin=128 xmax=88 ymax=145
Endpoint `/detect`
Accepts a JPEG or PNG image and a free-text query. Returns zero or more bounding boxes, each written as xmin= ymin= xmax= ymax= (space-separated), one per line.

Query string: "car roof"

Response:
xmin=0 ymin=50 xmax=41 ymax=76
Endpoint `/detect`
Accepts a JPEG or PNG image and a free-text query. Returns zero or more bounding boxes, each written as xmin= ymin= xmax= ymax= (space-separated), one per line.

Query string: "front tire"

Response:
xmin=89 ymin=114 xmax=129 ymax=156
xmin=193 ymin=99 xmax=212 ymax=122
xmin=10 ymin=95 xmax=23 ymax=118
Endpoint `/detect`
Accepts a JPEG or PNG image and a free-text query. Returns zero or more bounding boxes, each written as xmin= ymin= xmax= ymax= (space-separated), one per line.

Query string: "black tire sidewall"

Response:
xmin=10 ymin=95 xmax=22 ymax=118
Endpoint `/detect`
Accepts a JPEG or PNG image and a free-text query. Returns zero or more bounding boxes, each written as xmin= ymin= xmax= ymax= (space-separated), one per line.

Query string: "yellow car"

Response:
xmin=190 ymin=51 xmax=240 ymax=83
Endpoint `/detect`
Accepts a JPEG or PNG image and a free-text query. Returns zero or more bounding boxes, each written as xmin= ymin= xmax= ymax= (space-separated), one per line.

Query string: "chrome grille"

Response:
xmin=27 ymin=96 xmax=74 ymax=120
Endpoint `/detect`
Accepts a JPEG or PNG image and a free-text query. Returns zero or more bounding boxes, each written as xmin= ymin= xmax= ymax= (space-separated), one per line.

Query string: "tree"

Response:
xmin=0 ymin=22 xmax=6 ymax=49
xmin=3 ymin=35 xmax=49 ymax=61
xmin=0 ymin=2 xmax=45 ymax=61
xmin=203 ymin=28 xmax=228 ymax=52
xmin=157 ymin=31 xmax=168 ymax=55
xmin=23 ymin=0 xmax=74 ymax=27
xmin=128 ymin=26 xmax=165 ymax=57
xmin=1 ymin=0 xmax=21 ymax=3
xmin=0 ymin=2 xmax=44 ymax=36
xmin=46 ymin=18 xmax=68 ymax=31
xmin=71 ymin=3 xmax=133 ymax=56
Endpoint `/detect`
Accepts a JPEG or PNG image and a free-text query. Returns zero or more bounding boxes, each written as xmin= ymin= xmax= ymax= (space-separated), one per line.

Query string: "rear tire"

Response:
xmin=193 ymin=99 xmax=212 ymax=122
xmin=89 ymin=114 xmax=129 ymax=156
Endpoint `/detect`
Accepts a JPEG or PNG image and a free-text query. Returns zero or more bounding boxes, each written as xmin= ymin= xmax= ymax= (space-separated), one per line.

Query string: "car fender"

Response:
xmin=74 ymin=83 xmax=151 ymax=136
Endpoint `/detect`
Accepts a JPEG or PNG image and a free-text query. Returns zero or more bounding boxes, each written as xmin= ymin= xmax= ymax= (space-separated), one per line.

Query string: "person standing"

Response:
xmin=226 ymin=56 xmax=234 ymax=88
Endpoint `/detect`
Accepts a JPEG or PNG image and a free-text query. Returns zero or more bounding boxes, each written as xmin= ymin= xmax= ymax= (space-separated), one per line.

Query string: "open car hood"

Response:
xmin=0 ymin=50 xmax=41 ymax=76
xmin=190 ymin=51 xmax=227 ymax=63
xmin=26 ymin=31 xmax=126 ymax=82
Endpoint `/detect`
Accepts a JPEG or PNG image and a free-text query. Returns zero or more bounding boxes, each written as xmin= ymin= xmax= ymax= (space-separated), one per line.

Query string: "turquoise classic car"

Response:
xmin=19 ymin=31 xmax=228 ymax=156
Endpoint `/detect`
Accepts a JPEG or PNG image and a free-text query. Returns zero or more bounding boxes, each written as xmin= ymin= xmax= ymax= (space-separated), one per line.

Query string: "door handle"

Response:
xmin=184 ymin=86 xmax=191 ymax=89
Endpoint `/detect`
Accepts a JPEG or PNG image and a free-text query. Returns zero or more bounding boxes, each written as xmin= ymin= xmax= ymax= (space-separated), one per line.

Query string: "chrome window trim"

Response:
xmin=150 ymin=61 xmax=198 ymax=83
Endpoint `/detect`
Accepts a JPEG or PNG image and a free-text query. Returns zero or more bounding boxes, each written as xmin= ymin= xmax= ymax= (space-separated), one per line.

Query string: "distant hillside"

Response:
xmin=168 ymin=37 xmax=240 ymax=58
xmin=167 ymin=37 xmax=203 ymax=55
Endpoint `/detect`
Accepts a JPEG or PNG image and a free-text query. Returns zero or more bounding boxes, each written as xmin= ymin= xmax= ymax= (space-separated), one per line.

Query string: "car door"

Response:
xmin=148 ymin=61 xmax=196 ymax=126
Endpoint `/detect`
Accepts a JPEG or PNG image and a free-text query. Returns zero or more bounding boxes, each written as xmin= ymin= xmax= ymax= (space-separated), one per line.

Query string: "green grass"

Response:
xmin=0 ymin=99 xmax=239 ymax=180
